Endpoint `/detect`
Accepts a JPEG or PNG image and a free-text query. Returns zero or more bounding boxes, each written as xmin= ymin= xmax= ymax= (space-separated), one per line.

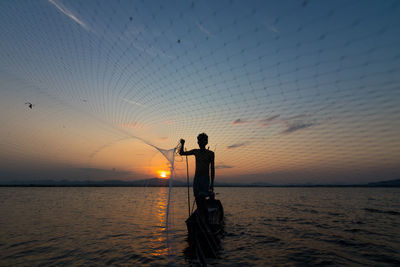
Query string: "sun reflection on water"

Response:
xmin=149 ymin=187 xmax=169 ymax=256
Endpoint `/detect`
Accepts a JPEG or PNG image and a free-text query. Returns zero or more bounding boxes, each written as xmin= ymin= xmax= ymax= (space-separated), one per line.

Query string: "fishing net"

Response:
xmin=1 ymin=0 xmax=399 ymax=261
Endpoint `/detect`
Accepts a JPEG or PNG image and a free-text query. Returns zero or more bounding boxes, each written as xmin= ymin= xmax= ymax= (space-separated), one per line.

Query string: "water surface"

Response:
xmin=1 ymin=187 xmax=399 ymax=266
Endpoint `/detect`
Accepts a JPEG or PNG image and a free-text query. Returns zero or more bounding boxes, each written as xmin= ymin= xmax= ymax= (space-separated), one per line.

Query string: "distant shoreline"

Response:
xmin=1 ymin=178 xmax=399 ymax=188
xmin=1 ymin=185 xmax=399 ymax=188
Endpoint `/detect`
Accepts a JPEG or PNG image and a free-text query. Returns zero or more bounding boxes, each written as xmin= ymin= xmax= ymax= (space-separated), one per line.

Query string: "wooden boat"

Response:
xmin=185 ymin=193 xmax=224 ymax=264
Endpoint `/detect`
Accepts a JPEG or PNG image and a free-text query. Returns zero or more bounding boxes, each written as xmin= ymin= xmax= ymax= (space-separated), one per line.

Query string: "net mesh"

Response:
xmin=1 ymin=0 xmax=400 ymax=260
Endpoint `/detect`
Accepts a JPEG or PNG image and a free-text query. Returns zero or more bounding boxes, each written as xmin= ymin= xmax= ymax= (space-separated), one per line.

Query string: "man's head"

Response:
xmin=197 ymin=133 xmax=208 ymax=148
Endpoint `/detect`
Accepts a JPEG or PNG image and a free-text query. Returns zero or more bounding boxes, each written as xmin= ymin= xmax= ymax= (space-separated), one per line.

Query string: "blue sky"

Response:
xmin=0 ymin=0 xmax=399 ymax=184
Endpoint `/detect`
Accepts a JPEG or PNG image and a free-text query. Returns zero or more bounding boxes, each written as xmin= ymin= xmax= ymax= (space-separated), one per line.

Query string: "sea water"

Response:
xmin=0 ymin=187 xmax=399 ymax=266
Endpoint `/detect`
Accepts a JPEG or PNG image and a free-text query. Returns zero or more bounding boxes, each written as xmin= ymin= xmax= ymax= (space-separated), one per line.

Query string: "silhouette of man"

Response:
xmin=180 ymin=133 xmax=215 ymax=223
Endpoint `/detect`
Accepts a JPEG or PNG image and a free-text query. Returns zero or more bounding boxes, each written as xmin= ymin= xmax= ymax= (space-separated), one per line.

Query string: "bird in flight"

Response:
xmin=25 ymin=102 xmax=34 ymax=109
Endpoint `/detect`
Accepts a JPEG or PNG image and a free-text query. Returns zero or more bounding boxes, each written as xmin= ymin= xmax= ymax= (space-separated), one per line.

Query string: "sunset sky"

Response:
xmin=0 ymin=0 xmax=399 ymax=184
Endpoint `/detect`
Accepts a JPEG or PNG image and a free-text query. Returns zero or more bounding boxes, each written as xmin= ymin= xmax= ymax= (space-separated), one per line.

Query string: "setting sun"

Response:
xmin=157 ymin=170 xmax=170 ymax=179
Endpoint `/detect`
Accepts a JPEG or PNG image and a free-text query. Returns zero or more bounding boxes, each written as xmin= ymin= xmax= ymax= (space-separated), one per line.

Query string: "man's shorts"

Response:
xmin=193 ymin=174 xmax=210 ymax=198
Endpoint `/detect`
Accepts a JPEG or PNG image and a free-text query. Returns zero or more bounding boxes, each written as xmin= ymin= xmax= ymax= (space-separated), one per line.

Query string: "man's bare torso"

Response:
xmin=192 ymin=149 xmax=214 ymax=177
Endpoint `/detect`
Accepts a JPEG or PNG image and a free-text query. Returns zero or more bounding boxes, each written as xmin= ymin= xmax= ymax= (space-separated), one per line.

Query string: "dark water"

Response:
xmin=1 ymin=187 xmax=399 ymax=266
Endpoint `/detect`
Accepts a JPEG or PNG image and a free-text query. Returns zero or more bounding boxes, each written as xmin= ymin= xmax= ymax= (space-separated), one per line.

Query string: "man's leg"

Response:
xmin=195 ymin=195 xmax=208 ymax=224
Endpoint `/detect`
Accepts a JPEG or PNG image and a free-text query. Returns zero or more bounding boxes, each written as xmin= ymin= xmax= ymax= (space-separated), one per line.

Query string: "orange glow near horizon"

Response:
xmin=157 ymin=170 xmax=170 ymax=179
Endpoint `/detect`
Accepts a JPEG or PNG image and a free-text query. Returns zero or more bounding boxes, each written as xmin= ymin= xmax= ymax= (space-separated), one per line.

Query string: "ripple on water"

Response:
xmin=1 ymin=187 xmax=399 ymax=266
xmin=256 ymin=236 xmax=281 ymax=244
xmin=8 ymin=239 xmax=39 ymax=249
xmin=286 ymin=247 xmax=341 ymax=266
xmin=364 ymin=208 xmax=400 ymax=216
xmin=362 ymin=252 xmax=400 ymax=265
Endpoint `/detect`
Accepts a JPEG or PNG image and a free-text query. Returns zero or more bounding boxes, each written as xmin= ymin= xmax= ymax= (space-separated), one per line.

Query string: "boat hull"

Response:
xmin=185 ymin=198 xmax=224 ymax=262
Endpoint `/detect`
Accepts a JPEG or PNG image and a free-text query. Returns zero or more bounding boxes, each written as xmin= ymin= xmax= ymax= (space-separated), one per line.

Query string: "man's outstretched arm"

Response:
xmin=179 ymin=139 xmax=194 ymax=156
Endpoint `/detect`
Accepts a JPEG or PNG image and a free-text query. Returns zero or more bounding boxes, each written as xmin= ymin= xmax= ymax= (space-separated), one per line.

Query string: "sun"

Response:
xmin=157 ymin=170 xmax=170 ymax=179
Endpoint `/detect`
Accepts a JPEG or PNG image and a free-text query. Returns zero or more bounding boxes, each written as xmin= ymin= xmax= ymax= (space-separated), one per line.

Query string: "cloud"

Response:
xmin=49 ymin=0 xmax=90 ymax=31
xmin=158 ymin=137 xmax=168 ymax=142
xmin=196 ymin=22 xmax=212 ymax=37
xmin=215 ymin=164 xmax=234 ymax=169
xmin=259 ymin=114 xmax=280 ymax=126
xmin=80 ymin=167 xmax=131 ymax=175
xmin=227 ymin=143 xmax=247 ymax=149
xmin=287 ymin=114 xmax=308 ymax=120
xmin=279 ymin=113 xmax=317 ymax=134
xmin=121 ymin=97 xmax=146 ymax=107
xmin=281 ymin=122 xmax=315 ymax=134
xmin=232 ymin=119 xmax=249 ymax=125
xmin=0 ymin=166 xmax=139 ymax=183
